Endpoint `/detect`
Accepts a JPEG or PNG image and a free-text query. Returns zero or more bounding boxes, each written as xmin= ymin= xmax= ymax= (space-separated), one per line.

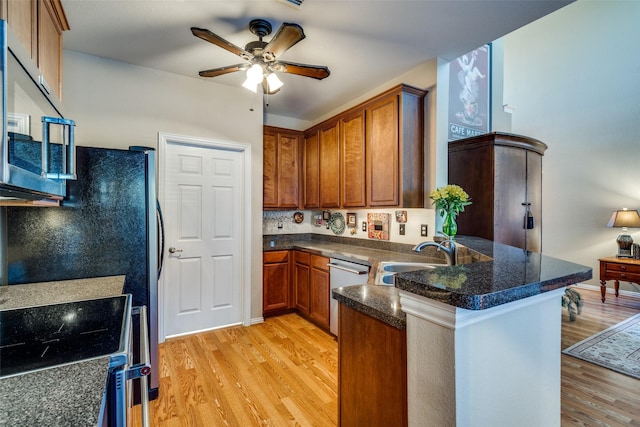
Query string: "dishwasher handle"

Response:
xmin=327 ymin=263 xmax=368 ymax=275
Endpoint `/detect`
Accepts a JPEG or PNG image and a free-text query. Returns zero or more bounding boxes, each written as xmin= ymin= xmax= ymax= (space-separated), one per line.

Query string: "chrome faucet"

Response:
xmin=412 ymin=235 xmax=458 ymax=266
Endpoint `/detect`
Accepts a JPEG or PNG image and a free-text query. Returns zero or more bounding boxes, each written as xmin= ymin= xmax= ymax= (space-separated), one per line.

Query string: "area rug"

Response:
xmin=563 ymin=313 xmax=640 ymax=379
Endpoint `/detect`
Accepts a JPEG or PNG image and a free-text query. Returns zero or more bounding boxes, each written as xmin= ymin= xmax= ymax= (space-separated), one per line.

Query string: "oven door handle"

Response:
xmin=128 ymin=305 xmax=151 ymax=427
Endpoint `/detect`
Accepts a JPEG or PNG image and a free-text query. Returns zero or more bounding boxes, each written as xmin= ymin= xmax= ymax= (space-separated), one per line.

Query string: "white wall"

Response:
xmin=62 ymin=51 xmax=266 ymax=323
xmin=502 ymin=0 xmax=640 ymax=291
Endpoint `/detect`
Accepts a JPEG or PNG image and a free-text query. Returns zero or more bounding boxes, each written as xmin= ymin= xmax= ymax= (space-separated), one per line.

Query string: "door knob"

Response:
xmin=168 ymin=247 xmax=183 ymax=254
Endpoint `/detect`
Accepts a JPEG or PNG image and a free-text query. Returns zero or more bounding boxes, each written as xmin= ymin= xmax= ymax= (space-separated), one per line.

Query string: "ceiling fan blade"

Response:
xmin=198 ymin=64 xmax=245 ymax=78
xmin=276 ymin=61 xmax=330 ymax=80
xmin=263 ymin=23 xmax=305 ymax=60
xmin=191 ymin=27 xmax=251 ymax=58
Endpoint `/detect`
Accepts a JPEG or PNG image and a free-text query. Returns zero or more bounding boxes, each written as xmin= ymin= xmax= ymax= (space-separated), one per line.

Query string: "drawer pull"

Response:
xmin=621 ymin=265 xmax=627 ymax=270
xmin=621 ymin=273 xmax=626 ymax=278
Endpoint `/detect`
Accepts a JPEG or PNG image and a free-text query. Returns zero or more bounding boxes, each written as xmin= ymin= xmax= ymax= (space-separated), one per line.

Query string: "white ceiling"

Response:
xmin=61 ymin=0 xmax=573 ymax=122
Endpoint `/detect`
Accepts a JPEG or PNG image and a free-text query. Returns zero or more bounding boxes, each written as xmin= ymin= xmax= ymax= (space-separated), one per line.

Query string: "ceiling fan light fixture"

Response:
xmin=246 ymin=63 xmax=264 ymax=84
xmin=266 ymin=72 xmax=284 ymax=91
xmin=242 ymin=77 xmax=259 ymax=93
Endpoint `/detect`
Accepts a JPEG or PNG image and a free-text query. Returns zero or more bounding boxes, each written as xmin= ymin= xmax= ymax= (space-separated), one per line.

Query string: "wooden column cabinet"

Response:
xmin=293 ymin=251 xmax=310 ymax=315
xmin=263 ymin=126 xmax=302 ymax=209
xmin=0 ymin=0 xmax=69 ymax=100
xmin=309 ymin=255 xmax=330 ymax=329
xmin=340 ymin=110 xmax=366 ymax=207
xmin=263 ymin=250 xmax=293 ymax=316
xmin=338 ymin=303 xmax=407 ymax=427
xmin=448 ymin=132 xmax=547 ymax=252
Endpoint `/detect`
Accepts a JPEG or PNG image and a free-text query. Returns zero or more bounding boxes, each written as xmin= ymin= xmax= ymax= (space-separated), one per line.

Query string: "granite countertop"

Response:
xmin=332 ymin=284 xmax=406 ymax=329
xmin=0 ymin=275 xmax=126 ymax=310
xmin=264 ymin=234 xmax=592 ymax=329
xmin=0 ymin=276 xmax=125 ymax=427
xmin=264 ymin=238 xmax=451 ymax=285
xmin=394 ymin=236 xmax=592 ymax=310
xmin=265 ymin=237 xmax=450 ymax=329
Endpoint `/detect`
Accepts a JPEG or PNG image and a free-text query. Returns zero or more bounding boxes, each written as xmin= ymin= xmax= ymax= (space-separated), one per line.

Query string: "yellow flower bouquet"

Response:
xmin=429 ymin=184 xmax=471 ymax=238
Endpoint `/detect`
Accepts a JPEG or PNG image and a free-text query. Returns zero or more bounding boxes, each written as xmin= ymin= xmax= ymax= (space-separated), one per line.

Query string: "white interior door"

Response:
xmin=163 ymin=137 xmax=244 ymax=337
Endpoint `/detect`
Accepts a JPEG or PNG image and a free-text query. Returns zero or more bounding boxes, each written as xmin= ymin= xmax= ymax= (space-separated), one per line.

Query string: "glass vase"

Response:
xmin=442 ymin=211 xmax=458 ymax=238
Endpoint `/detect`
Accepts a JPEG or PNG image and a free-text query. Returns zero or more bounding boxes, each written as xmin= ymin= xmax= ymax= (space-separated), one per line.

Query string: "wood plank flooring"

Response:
xmin=134 ymin=287 xmax=640 ymax=426
xmin=560 ymin=287 xmax=640 ymax=426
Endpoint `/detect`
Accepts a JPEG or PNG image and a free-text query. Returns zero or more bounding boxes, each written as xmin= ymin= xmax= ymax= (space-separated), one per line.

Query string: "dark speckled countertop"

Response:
xmin=265 ymin=234 xmax=592 ymax=330
xmin=0 ymin=276 xmax=125 ymax=427
xmin=394 ymin=236 xmax=592 ymax=310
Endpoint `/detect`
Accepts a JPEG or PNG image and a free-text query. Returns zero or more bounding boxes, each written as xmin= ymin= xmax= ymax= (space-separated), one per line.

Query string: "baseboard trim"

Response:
xmin=573 ymin=283 xmax=640 ymax=299
xmin=250 ymin=316 xmax=265 ymax=325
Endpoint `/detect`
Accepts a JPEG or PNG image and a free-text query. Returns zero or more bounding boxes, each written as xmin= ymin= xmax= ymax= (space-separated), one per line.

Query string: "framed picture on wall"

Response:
xmin=448 ymin=44 xmax=491 ymax=141
xmin=346 ymin=212 xmax=357 ymax=227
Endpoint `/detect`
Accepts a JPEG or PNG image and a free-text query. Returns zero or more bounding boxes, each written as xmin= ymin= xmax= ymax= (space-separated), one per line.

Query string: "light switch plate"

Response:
xmin=399 ymin=224 xmax=405 ymax=235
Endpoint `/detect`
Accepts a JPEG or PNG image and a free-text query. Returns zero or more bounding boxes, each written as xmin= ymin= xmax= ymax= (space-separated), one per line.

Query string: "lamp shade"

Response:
xmin=607 ymin=209 xmax=640 ymax=228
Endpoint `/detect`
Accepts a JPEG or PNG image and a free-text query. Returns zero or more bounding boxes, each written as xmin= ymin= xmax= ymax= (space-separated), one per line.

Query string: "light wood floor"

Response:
xmin=134 ymin=287 xmax=640 ymax=426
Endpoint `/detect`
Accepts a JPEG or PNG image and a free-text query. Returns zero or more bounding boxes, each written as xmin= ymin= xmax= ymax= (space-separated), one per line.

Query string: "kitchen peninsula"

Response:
xmin=333 ymin=236 xmax=591 ymax=427
xmin=265 ymin=233 xmax=592 ymax=427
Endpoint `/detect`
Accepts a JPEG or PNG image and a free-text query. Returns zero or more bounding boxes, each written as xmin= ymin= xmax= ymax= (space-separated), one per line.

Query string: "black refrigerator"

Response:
xmin=5 ymin=145 xmax=162 ymax=399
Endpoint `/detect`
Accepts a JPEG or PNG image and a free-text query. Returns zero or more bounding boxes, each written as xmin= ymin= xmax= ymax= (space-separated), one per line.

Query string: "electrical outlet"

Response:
xmin=399 ymin=224 xmax=405 ymax=235
xmin=421 ymin=224 xmax=428 ymax=236
xmin=362 ymin=221 xmax=367 ymax=232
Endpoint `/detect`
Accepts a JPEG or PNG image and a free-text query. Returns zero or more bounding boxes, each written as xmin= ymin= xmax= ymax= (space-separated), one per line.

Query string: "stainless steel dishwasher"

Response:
xmin=328 ymin=258 xmax=370 ymax=336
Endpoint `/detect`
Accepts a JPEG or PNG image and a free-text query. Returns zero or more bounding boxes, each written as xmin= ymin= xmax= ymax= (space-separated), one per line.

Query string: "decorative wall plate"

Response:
xmin=368 ymin=213 xmax=390 ymax=240
xmin=293 ymin=211 xmax=304 ymax=224
xmin=330 ymin=212 xmax=346 ymax=234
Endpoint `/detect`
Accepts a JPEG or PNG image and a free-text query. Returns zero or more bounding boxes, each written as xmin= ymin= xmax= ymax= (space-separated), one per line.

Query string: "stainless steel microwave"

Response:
xmin=0 ymin=19 xmax=76 ymax=201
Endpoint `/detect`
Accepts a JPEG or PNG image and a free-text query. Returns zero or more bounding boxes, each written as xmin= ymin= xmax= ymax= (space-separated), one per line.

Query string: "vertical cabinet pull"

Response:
xmin=522 ymin=202 xmax=534 ymax=229
xmin=41 ymin=116 xmax=77 ymax=180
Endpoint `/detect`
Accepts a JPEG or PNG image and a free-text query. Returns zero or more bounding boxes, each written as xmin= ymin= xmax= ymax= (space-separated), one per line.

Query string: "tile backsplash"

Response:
xmin=263 ymin=208 xmax=437 ymax=245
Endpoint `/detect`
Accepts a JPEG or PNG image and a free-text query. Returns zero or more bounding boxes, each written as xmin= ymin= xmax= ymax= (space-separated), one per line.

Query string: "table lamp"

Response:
xmin=607 ymin=208 xmax=640 ymax=257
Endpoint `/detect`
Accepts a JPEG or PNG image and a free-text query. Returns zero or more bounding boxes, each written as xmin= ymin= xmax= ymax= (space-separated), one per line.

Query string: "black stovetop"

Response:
xmin=0 ymin=295 xmax=129 ymax=377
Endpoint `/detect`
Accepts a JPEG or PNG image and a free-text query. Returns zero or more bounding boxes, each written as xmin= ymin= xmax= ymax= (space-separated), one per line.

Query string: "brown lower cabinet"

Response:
xmin=293 ymin=250 xmax=311 ymax=314
xmin=309 ymin=255 xmax=330 ymax=328
xmin=338 ymin=303 xmax=407 ymax=427
xmin=264 ymin=250 xmax=331 ymax=332
xmin=262 ymin=250 xmax=293 ymax=316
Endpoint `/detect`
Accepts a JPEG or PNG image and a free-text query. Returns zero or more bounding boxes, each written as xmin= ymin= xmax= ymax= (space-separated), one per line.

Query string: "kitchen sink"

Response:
xmin=382 ymin=262 xmax=440 ymax=273
xmin=375 ymin=261 xmax=443 ymax=285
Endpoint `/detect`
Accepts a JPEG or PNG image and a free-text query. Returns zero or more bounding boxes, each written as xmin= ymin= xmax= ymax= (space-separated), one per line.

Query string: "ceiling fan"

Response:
xmin=191 ymin=19 xmax=331 ymax=94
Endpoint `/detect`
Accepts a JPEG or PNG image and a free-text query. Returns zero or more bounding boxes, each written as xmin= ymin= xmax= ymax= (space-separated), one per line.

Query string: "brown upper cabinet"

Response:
xmin=1 ymin=0 xmax=69 ymax=100
xmin=340 ymin=110 xmax=366 ymax=208
xmin=298 ymin=83 xmax=427 ymax=209
xmin=302 ymin=130 xmax=320 ymax=209
xmin=263 ymin=126 xmax=303 ymax=209
xmin=318 ymin=121 xmax=341 ymax=208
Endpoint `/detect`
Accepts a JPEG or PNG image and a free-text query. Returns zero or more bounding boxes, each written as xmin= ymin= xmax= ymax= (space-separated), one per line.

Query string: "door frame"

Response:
xmin=157 ymin=132 xmax=252 ymax=342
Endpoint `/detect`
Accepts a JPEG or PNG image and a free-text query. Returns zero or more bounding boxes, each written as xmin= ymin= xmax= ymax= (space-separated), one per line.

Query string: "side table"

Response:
xmin=598 ymin=256 xmax=640 ymax=303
